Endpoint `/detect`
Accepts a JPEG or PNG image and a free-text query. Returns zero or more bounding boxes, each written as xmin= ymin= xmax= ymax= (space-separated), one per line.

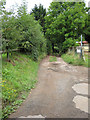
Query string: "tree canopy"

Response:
xmin=1 ymin=1 xmax=89 ymax=57
xmin=1 ymin=1 xmax=46 ymax=60
xmin=30 ymin=4 xmax=46 ymax=34
xmin=45 ymin=2 xmax=89 ymax=54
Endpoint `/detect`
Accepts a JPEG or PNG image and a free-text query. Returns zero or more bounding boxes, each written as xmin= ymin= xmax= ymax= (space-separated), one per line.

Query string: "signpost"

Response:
xmin=80 ymin=34 xmax=82 ymax=58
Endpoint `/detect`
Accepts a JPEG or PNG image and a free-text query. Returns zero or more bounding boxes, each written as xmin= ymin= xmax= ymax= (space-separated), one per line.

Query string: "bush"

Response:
xmin=47 ymin=40 xmax=52 ymax=55
xmin=2 ymin=3 xmax=46 ymax=61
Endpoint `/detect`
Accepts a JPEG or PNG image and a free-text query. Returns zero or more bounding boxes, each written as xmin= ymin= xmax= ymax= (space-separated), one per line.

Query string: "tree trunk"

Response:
xmin=7 ymin=52 xmax=9 ymax=61
xmin=52 ymin=43 xmax=54 ymax=53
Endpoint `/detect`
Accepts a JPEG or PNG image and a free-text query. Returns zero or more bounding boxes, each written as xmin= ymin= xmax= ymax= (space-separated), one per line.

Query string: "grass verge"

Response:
xmin=61 ymin=52 xmax=90 ymax=67
xmin=49 ymin=56 xmax=57 ymax=62
xmin=1 ymin=52 xmax=42 ymax=119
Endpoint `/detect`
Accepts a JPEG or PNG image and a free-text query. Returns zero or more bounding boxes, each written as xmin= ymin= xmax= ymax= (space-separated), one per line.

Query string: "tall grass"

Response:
xmin=2 ymin=52 xmax=40 ymax=118
xmin=49 ymin=56 xmax=57 ymax=62
xmin=61 ymin=51 xmax=89 ymax=67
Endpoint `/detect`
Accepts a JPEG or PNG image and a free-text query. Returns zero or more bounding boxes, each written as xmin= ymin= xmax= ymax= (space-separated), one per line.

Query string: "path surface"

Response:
xmin=9 ymin=56 xmax=89 ymax=118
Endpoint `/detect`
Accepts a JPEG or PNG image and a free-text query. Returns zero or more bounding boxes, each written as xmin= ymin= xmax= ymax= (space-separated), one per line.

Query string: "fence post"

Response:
xmin=6 ymin=45 xmax=9 ymax=61
xmin=7 ymin=52 xmax=9 ymax=61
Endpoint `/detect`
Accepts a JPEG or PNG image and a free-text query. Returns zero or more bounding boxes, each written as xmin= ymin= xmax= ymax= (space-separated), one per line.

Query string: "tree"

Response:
xmin=45 ymin=2 xmax=88 ymax=54
xmin=1 ymin=1 xmax=46 ymax=61
xmin=30 ymin=4 xmax=46 ymax=34
xmin=84 ymin=9 xmax=90 ymax=51
xmin=16 ymin=14 xmax=46 ymax=60
xmin=0 ymin=0 xmax=6 ymax=51
xmin=1 ymin=0 xmax=18 ymax=60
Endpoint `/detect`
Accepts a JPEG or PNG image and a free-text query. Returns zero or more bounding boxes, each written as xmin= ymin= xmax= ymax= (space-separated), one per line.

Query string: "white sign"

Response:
xmin=77 ymin=49 xmax=81 ymax=53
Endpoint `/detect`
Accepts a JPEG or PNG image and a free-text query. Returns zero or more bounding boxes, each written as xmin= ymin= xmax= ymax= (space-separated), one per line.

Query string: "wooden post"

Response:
xmin=52 ymin=43 xmax=54 ymax=53
xmin=7 ymin=52 xmax=9 ymax=61
xmin=6 ymin=45 xmax=9 ymax=61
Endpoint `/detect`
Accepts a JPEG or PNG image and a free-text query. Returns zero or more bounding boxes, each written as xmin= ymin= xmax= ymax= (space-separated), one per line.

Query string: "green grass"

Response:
xmin=61 ymin=52 xmax=90 ymax=67
xmin=49 ymin=56 xmax=57 ymax=62
xmin=1 ymin=52 xmax=40 ymax=119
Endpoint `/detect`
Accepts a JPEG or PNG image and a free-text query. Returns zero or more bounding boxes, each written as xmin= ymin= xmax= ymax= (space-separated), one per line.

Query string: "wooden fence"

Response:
xmin=0 ymin=49 xmax=19 ymax=61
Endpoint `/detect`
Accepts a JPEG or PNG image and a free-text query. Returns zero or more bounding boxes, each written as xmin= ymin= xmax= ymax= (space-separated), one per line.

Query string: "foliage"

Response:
xmin=2 ymin=52 xmax=40 ymax=118
xmin=30 ymin=4 xmax=46 ymax=34
xmin=61 ymin=51 xmax=89 ymax=67
xmin=84 ymin=9 xmax=90 ymax=52
xmin=45 ymin=2 xmax=88 ymax=54
xmin=49 ymin=56 xmax=57 ymax=62
xmin=62 ymin=38 xmax=78 ymax=52
xmin=16 ymin=13 xmax=46 ymax=60
xmin=0 ymin=0 xmax=6 ymax=15
xmin=1 ymin=1 xmax=46 ymax=61
xmin=47 ymin=40 xmax=52 ymax=55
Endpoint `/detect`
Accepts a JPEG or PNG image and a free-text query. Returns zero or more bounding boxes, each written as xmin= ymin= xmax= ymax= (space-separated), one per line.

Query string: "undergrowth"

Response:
xmin=1 ymin=52 xmax=42 ymax=119
xmin=49 ymin=56 xmax=57 ymax=62
xmin=61 ymin=51 xmax=89 ymax=67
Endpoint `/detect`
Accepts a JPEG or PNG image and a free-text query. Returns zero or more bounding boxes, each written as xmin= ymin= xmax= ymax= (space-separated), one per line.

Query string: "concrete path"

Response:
xmin=9 ymin=56 xmax=89 ymax=118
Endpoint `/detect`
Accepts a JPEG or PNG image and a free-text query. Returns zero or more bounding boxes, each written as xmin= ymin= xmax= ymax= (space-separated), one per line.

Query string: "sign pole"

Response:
xmin=80 ymin=34 xmax=82 ymax=58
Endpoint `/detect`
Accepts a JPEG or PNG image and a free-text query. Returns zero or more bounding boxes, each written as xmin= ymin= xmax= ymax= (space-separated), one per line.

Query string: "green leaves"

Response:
xmin=2 ymin=53 xmax=40 ymax=118
xmin=30 ymin=4 xmax=46 ymax=33
xmin=45 ymin=2 xmax=88 ymax=54
xmin=1 ymin=1 xmax=46 ymax=61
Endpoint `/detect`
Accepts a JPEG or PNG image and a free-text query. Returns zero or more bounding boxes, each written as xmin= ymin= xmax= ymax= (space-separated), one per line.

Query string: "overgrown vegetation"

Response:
xmin=49 ymin=56 xmax=57 ymax=62
xmin=61 ymin=51 xmax=89 ymax=67
xmin=2 ymin=52 xmax=41 ymax=118
xmin=1 ymin=0 xmax=89 ymax=60
xmin=45 ymin=2 xmax=89 ymax=54
xmin=0 ymin=0 xmax=90 ymax=119
xmin=1 ymin=1 xmax=46 ymax=61
xmin=30 ymin=4 xmax=46 ymax=34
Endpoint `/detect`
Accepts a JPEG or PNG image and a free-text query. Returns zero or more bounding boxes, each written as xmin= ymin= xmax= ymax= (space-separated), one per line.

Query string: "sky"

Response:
xmin=5 ymin=0 xmax=53 ymax=13
xmin=5 ymin=0 xmax=89 ymax=13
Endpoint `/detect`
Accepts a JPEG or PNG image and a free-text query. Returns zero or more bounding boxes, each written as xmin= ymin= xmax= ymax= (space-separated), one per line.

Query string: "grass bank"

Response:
xmin=1 ymin=52 xmax=45 ymax=119
xmin=61 ymin=52 xmax=90 ymax=67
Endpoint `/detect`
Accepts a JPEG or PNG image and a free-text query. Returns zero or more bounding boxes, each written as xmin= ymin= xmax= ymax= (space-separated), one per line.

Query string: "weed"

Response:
xmin=61 ymin=52 xmax=89 ymax=67
xmin=49 ymin=56 xmax=57 ymax=62
xmin=2 ymin=52 xmax=40 ymax=118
